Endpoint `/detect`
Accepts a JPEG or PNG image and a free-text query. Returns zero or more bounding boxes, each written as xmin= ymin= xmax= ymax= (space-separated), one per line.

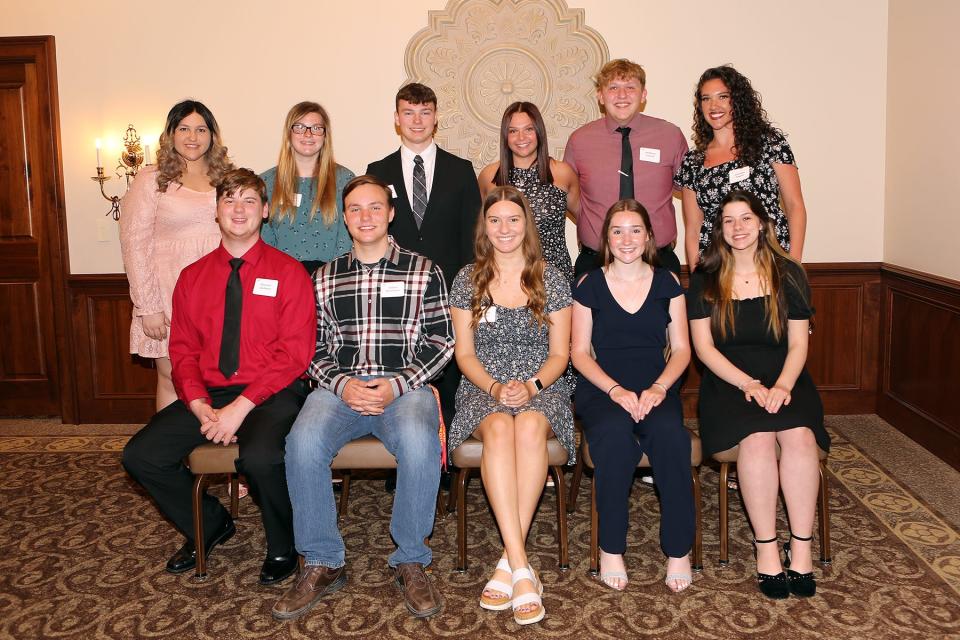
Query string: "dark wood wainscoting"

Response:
xmin=68 ymin=275 xmax=156 ymax=423
xmin=680 ymin=263 xmax=882 ymax=416
xmin=878 ymin=265 xmax=960 ymax=469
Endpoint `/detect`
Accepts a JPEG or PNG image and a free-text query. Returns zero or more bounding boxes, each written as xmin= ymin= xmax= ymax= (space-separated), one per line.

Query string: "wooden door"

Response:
xmin=0 ymin=37 xmax=73 ymax=418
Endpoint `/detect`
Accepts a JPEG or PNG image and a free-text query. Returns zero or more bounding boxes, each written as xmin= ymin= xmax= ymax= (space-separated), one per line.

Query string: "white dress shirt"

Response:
xmin=399 ymin=142 xmax=437 ymax=209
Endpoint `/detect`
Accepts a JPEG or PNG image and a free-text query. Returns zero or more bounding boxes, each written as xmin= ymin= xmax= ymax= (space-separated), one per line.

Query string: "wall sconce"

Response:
xmin=92 ymin=124 xmax=149 ymax=221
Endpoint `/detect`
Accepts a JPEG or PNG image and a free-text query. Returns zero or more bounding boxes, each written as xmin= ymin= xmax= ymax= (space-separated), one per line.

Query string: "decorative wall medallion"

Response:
xmin=404 ymin=0 xmax=609 ymax=170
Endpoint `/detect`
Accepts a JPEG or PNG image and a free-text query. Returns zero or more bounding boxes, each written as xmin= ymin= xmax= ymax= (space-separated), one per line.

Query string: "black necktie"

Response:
xmin=218 ymin=258 xmax=244 ymax=378
xmin=616 ymin=126 xmax=634 ymax=200
xmin=412 ymin=155 xmax=428 ymax=228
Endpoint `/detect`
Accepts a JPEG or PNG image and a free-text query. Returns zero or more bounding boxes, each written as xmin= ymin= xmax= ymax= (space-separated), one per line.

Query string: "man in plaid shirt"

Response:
xmin=274 ymin=175 xmax=454 ymax=621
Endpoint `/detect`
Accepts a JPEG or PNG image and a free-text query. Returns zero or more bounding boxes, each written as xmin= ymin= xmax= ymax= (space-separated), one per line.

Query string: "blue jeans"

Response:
xmin=285 ymin=384 xmax=440 ymax=568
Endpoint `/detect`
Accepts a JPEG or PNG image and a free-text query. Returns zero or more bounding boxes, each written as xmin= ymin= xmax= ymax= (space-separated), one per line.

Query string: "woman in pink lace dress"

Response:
xmin=120 ymin=100 xmax=234 ymax=409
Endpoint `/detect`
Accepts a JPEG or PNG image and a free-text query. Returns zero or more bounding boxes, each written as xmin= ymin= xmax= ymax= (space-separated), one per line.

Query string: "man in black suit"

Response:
xmin=366 ymin=83 xmax=482 ymax=428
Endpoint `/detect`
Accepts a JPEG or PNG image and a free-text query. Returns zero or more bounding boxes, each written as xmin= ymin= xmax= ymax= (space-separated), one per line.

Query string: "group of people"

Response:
xmin=119 ymin=57 xmax=828 ymax=625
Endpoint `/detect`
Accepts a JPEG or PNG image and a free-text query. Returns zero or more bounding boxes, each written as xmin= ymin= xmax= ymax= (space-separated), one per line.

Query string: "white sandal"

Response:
xmin=479 ymin=557 xmax=513 ymax=610
xmin=511 ymin=566 xmax=545 ymax=625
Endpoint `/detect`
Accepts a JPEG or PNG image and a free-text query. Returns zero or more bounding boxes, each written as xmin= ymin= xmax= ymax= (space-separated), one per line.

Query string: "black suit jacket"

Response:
xmin=366 ymin=147 xmax=482 ymax=288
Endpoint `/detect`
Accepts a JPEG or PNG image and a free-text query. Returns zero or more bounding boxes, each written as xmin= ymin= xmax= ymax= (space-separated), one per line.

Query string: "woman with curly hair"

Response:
xmin=447 ymin=186 xmax=574 ymax=625
xmin=260 ymin=101 xmax=354 ymax=274
xmin=477 ymin=101 xmax=580 ymax=281
xmin=687 ymin=190 xmax=827 ymax=599
xmin=677 ymin=65 xmax=808 ymax=272
xmin=120 ymin=99 xmax=233 ymax=409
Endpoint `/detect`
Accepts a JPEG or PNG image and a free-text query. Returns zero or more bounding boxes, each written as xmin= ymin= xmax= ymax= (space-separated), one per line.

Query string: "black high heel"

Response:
xmin=784 ymin=532 xmax=816 ymax=597
xmin=753 ymin=537 xmax=789 ymax=599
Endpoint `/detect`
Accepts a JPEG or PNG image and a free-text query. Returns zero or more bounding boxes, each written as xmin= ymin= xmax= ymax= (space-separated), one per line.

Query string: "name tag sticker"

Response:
xmin=381 ymin=281 xmax=406 ymax=298
xmin=253 ymin=278 xmax=278 ymax=297
xmin=728 ymin=166 xmax=751 ymax=183
xmin=388 ymin=184 xmax=398 ymax=199
xmin=480 ymin=306 xmax=498 ymax=323
xmin=638 ymin=147 xmax=661 ymax=163
xmin=294 ymin=193 xmax=302 ymax=206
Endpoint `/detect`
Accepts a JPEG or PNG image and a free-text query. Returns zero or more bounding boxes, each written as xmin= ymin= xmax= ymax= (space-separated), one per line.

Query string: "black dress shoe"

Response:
xmin=259 ymin=551 xmax=299 ymax=585
xmin=753 ymin=537 xmax=790 ymax=600
xmin=784 ymin=532 xmax=817 ymax=597
xmin=165 ymin=518 xmax=236 ymax=574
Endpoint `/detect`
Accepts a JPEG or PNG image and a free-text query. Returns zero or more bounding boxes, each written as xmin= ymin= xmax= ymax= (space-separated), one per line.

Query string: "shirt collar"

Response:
xmin=347 ymin=235 xmax=402 ymax=268
xmin=604 ymin=112 xmax=644 ymax=134
xmin=215 ymin=238 xmax=265 ymax=267
xmin=400 ymin=141 xmax=437 ymax=164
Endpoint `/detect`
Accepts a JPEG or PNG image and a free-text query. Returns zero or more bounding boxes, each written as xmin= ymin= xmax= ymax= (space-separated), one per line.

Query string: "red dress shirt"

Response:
xmin=564 ymin=113 xmax=688 ymax=251
xmin=169 ymin=239 xmax=316 ymax=406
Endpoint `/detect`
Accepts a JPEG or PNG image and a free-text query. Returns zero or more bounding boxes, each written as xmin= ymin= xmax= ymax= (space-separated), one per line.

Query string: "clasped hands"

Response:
xmin=610 ymin=384 xmax=665 ymax=423
xmin=741 ymin=380 xmax=792 ymax=414
xmin=142 ymin=312 xmax=170 ymax=341
xmin=342 ymin=377 xmax=396 ymax=415
xmin=191 ymin=397 xmax=254 ymax=446
xmin=491 ymin=380 xmax=535 ymax=408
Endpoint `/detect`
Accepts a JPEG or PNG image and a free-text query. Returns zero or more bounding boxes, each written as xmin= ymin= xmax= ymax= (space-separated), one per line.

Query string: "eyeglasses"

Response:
xmin=291 ymin=123 xmax=326 ymax=135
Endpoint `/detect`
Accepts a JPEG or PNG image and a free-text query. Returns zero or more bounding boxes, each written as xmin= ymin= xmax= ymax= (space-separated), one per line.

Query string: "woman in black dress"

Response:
xmin=571 ymin=199 xmax=694 ymax=592
xmin=687 ymin=190 xmax=827 ymax=599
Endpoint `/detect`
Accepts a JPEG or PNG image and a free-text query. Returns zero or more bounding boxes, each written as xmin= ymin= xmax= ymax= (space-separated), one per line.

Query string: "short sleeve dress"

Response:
xmin=119 ymin=166 xmax=220 ymax=359
xmin=509 ymin=165 xmax=574 ymax=282
xmin=447 ymin=263 xmax=575 ymax=462
xmin=572 ymin=267 xmax=685 ymax=428
xmin=686 ymin=260 xmax=828 ymax=456
xmin=260 ymin=164 xmax=355 ymax=263
xmin=675 ymin=132 xmax=795 ymax=255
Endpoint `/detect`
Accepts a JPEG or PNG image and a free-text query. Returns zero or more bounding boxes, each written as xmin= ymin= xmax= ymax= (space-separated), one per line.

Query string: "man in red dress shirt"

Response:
xmin=122 ymin=168 xmax=316 ymax=586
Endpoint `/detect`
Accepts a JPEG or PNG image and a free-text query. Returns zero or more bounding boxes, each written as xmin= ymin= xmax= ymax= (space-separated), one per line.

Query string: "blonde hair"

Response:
xmin=470 ymin=186 xmax=549 ymax=329
xmin=595 ymin=59 xmax=646 ymax=90
xmin=267 ymin=102 xmax=339 ymax=226
xmin=155 ymin=100 xmax=232 ymax=193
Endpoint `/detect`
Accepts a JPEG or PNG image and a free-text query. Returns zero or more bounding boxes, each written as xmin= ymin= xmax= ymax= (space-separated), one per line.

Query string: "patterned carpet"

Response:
xmin=1 ymin=421 xmax=959 ymax=640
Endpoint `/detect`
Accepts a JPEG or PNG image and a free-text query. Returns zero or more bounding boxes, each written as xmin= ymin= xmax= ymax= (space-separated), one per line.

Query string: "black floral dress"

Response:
xmin=675 ymin=132 xmax=795 ymax=256
xmin=447 ymin=263 xmax=575 ymax=462
xmin=509 ymin=166 xmax=574 ymax=282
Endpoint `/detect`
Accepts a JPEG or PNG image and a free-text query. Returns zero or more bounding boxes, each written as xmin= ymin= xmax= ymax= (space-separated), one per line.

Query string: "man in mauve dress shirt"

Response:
xmin=565 ymin=58 xmax=688 ymax=278
xmin=122 ymin=168 xmax=316 ymax=587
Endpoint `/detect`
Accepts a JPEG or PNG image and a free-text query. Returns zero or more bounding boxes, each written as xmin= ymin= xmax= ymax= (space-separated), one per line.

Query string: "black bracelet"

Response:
xmin=607 ymin=383 xmax=622 ymax=396
xmin=488 ymin=380 xmax=498 ymax=395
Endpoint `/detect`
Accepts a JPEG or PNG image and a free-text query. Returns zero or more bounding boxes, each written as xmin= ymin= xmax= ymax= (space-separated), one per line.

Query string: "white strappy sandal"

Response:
xmin=511 ymin=566 xmax=545 ymax=625
xmin=479 ymin=557 xmax=513 ymax=611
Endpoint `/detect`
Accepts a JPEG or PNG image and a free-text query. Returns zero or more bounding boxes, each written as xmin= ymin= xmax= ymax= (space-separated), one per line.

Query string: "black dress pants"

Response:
xmin=122 ymin=382 xmax=307 ymax=556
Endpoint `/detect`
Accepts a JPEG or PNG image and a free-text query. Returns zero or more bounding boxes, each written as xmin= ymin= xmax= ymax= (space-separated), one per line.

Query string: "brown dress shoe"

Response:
xmin=394 ymin=563 xmax=442 ymax=618
xmin=271 ymin=565 xmax=347 ymax=621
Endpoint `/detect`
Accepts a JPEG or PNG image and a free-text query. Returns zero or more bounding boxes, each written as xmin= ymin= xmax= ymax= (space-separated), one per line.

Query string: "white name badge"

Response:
xmin=480 ymin=306 xmax=497 ymax=323
xmin=387 ymin=184 xmax=398 ymax=199
xmin=728 ymin=166 xmax=751 ymax=183
xmin=253 ymin=278 xmax=278 ymax=297
xmin=638 ymin=147 xmax=661 ymax=163
xmin=381 ymin=281 xmax=406 ymax=298
xmin=294 ymin=193 xmax=302 ymax=207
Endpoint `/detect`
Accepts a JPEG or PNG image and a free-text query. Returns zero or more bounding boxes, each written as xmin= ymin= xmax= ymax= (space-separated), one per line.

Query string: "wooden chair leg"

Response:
xmin=819 ymin=461 xmax=832 ymax=565
xmin=192 ymin=474 xmax=208 ymax=580
xmin=446 ymin=466 xmax=459 ymax=514
xmin=456 ymin=468 xmax=470 ymax=572
xmin=550 ymin=466 xmax=569 ymax=570
xmin=719 ymin=462 xmax=730 ymax=566
xmin=691 ymin=466 xmax=703 ymax=572
xmin=338 ymin=471 xmax=351 ymax=518
xmin=229 ymin=474 xmax=240 ymax=518
xmin=589 ymin=478 xmax=599 ymax=575
xmin=567 ymin=444 xmax=584 ymax=513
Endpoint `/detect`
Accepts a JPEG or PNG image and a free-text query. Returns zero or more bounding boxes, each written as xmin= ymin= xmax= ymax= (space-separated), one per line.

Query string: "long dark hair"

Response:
xmin=691 ymin=65 xmax=783 ymax=167
xmin=494 ymin=102 xmax=553 ymax=187
xmin=699 ymin=190 xmax=803 ymax=341
xmin=155 ymin=99 xmax=232 ymax=192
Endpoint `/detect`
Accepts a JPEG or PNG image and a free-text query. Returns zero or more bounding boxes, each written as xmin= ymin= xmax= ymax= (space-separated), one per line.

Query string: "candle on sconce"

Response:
xmin=144 ymin=144 xmax=151 ymax=165
xmin=96 ymin=138 xmax=102 ymax=169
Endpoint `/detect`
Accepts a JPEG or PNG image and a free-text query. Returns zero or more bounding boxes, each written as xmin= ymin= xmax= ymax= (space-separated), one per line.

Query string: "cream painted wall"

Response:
xmin=884 ymin=0 xmax=959 ymax=281
xmin=2 ymin=0 xmax=888 ymax=274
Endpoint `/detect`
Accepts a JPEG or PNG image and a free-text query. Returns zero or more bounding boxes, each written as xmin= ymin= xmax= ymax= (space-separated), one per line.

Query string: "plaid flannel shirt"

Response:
xmin=309 ymin=237 xmax=454 ymax=398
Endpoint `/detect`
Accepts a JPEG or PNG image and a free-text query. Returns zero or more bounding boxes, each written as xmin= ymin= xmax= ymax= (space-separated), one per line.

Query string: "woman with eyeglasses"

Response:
xmin=261 ymin=102 xmax=355 ymax=274
xmin=120 ymin=99 xmax=234 ymax=410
